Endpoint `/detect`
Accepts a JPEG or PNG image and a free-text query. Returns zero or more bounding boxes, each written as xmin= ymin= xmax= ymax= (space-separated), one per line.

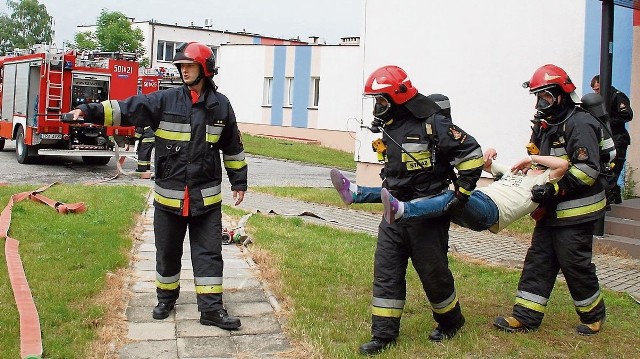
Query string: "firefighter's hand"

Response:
xmin=531 ymin=183 xmax=556 ymax=204
xmin=62 ymin=109 xmax=84 ymax=122
xmin=233 ymin=190 xmax=245 ymax=206
xmin=443 ymin=191 xmax=469 ymax=217
xmin=368 ymin=118 xmax=383 ymax=133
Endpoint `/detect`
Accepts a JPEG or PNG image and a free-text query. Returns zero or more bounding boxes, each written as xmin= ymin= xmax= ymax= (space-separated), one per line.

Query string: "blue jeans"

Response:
xmin=404 ymin=190 xmax=499 ymax=232
xmin=354 ymin=186 xmax=383 ymax=203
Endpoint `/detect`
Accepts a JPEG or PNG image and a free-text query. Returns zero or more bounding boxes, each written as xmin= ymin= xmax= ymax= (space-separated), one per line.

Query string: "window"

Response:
xmin=156 ymin=40 xmax=179 ymax=61
xmin=285 ymin=77 xmax=294 ymax=106
xmin=263 ymin=77 xmax=273 ymax=106
xmin=311 ymin=77 xmax=320 ymax=107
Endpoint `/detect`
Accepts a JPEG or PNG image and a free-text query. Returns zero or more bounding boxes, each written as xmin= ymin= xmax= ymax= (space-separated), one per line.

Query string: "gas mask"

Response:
xmin=533 ymin=88 xmax=566 ymax=121
xmin=373 ymin=96 xmax=393 ymax=122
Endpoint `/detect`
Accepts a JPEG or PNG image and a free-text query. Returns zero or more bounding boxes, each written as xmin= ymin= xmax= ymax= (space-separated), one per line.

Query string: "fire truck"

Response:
xmin=0 ymin=45 xmax=139 ymax=164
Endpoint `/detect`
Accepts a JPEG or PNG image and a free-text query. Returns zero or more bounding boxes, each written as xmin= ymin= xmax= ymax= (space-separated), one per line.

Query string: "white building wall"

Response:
xmin=357 ymin=0 xmax=587 ymax=171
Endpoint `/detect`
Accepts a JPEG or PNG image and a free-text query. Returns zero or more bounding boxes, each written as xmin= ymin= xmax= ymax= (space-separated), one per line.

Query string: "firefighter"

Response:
xmin=358 ymin=65 xmax=484 ymax=355
xmin=590 ymin=75 xmax=633 ymax=207
xmin=68 ymin=42 xmax=247 ymax=330
xmin=494 ymin=64 xmax=607 ymax=335
xmin=134 ymin=126 xmax=155 ymax=172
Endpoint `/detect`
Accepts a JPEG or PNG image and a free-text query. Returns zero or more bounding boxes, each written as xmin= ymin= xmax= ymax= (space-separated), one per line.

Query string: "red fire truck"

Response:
xmin=0 ymin=45 xmax=139 ymax=164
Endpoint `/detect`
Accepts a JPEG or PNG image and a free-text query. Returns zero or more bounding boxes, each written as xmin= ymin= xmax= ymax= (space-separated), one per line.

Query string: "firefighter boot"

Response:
xmin=330 ymin=168 xmax=354 ymax=205
xmin=200 ymin=308 xmax=241 ymax=330
xmin=429 ymin=315 xmax=465 ymax=342
xmin=576 ymin=314 xmax=606 ymax=336
xmin=359 ymin=337 xmax=396 ymax=356
xmin=152 ymin=302 xmax=175 ymax=320
xmin=493 ymin=315 xmax=531 ymax=333
xmin=381 ymin=188 xmax=402 ymax=224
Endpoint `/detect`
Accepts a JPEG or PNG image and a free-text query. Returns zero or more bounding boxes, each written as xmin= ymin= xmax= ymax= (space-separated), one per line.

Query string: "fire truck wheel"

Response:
xmin=82 ymin=156 xmax=111 ymax=166
xmin=15 ymin=127 xmax=35 ymax=164
xmin=0 ymin=138 xmax=5 ymax=151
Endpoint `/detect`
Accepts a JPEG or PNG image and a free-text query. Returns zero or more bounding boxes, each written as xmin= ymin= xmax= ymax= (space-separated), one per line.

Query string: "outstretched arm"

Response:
xmin=511 ymin=154 xmax=569 ymax=181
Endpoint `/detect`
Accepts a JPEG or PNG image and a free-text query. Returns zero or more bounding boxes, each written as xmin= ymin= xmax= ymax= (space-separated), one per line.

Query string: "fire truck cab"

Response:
xmin=0 ymin=45 xmax=139 ymax=164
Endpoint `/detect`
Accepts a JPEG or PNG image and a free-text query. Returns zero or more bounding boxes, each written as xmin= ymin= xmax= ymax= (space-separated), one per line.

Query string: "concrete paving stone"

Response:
xmin=176 ymin=291 xmax=198 ymax=305
xmin=136 ymin=270 xmax=156 ymax=282
xmin=177 ymin=319 xmax=232 ymax=338
xmin=224 ymin=267 xmax=254 ymax=278
xmin=224 ymin=257 xmax=251 ymax=269
xmin=229 ymin=315 xmax=283 ymax=336
xmin=135 ymin=250 xmax=156 ymax=261
xmin=175 ymin=304 xmax=200 ymax=320
xmin=129 ymin=292 xmax=157 ymax=307
xmin=140 ymin=231 xmax=155 ymax=242
xmin=227 ymin=302 xmax=275 ymax=317
xmin=132 ymin=280 xmax=157 ymax=292
xmin=138 ymin=243 xmax=156 ymax=252
xmin=608 ymin=283 xmax=632 ymax=292
xmin=180 ymin=279 xmax=196 ymax=292
xmin=233 ymin=333 xmax=292 ymax=357
xmin=128 ymin=321 xmax=176 ymax=340
xmin=220 ymin=290 xmax=268 ymax=305
xmin=119 ymin=340 xmax=178 ymax=359
xmin=126 ymin=305 xmax=166 ymax=323
xmin=134 ymin=258 xmax=156 ymax=271
xmin=181 ymin=269 xmax=195 ymax=280
xmin=177 ymin=336 xmax=237 ymax=358
xmin=223 ymin=276 xmax=263 ymax=290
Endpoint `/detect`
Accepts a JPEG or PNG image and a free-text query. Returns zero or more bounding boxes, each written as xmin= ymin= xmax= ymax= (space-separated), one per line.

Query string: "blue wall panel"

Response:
xmin=270 ymin=46 xmax=286 ymax=126
xmin=292 ymin=46 xmax=312 ymax=128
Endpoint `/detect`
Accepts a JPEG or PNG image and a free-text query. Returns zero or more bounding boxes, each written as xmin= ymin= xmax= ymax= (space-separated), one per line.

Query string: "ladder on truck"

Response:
xmin=44 ymin=52 xmax=64 ymax=117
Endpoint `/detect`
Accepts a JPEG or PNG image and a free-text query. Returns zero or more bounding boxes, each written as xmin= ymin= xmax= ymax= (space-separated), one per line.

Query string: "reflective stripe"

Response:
xmin=137 ymin=160 xmax=151 ymax=165
xmin=569 ymin=163 xmax=598 ymax=185
xmin=223 ymin=151 xmax=245 ymax=162
xmin=196 ymin=285 xmax=223 ymax=294
xmin=515 ymin=290 xmax=548 ymax=313
xmin=156 ymin=280 xmax=180 ymax=290
xmin=556 ymin=191 xmax=606 ymax=218
xmin=156 ymin=121 xmax=191 ymax=141
xmin=141 ymin=137 xmax=155 ymax=143
xmin=515 ymin=297 xmax=546 ymax=313
xmin=402 ymin=143 xmax=429 ymax=152
xmin=206 ymin=125 xmax=223 ymax=143
xmin=195 ymin=276 xmax=223 ymax=285
xmin=155 ymin=184 xmax=185 ymax=199
xmin=458 ymin=187 xmax=472 ymax=196
xmin=516 ymin=290 xmax=549 ymax=306
xmin=102 ymin=100 xmax=113 ymax=126
xmin=431 ymin=291 xmax=458 ymax=314
xmin=154 ymin=192 xmax=181 ymax=208
xmin=455 ymin=156 xmax=484 ymax=171
xmin=371 ymin=297 xmax=405 ymax=318
xmin=154 ymin=184 xmax=185 ymax=209
xmin=574 ymin=290 xmax=603 ymax=313
xmin=550 ymin=147 xmax=568 ymax=157
xmin=223 ymin=151 xmax=247 ymax=170
xmin=156 ymin=272 xmax=180 ymax=283
xmin=201 ymin=185 xmax=222 ymax=206
xmin=111 ymin=101 xmax=121 ymax=126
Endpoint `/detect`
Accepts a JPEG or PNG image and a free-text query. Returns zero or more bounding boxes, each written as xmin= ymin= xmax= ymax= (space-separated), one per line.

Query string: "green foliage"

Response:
xmin=0 ymin=184 xmax=149 ymax=359
xmin=0 ymin=0 xmax=53 ymax=55
xmin=242 ymin=134 xmax=356 ymax=171
xmin=238 ymin=210 xmax=640 ymax=358
xmin=71 ymin=9 xmax=145 ymax=60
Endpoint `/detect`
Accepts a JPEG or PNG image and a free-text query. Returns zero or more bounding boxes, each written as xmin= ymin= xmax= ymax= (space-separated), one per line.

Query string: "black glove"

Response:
xmin=531 ymin=183 xmax=556 ymax=204
xmin=443 ymin=191 xmax=469 ymax=217
xmin=368 ymin=118 xmax=384 ymax=133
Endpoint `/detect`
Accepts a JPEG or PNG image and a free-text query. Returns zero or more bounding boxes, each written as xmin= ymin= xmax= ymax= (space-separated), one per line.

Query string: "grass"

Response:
xmin=224 ymin=206 xmax=640 ymax=359
xmin=0 ymin=184 xmax=149 ymax=359
xmin=242 ymin=133 xmax=357 ymax=171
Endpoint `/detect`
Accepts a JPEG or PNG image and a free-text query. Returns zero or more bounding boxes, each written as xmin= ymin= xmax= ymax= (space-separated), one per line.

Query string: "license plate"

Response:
xmin=40 ymin=133 xmax=63 ymax=140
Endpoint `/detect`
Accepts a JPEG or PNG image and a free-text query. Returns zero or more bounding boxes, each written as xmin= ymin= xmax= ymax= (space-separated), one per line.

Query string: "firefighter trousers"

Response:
xmin=154 ymin=208 xmax=225 ymax=312
xmin=512 ymin=222 xmax=606 ymax=328
xmin=370 ymin=215 xmax=463 ymax=339
xmin=136 ymin=127 xmax=155 ymax=171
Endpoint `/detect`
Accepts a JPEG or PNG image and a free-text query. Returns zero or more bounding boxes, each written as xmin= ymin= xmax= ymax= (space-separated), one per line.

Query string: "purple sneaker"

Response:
xmin=381 ymin=188 xmax=399 ymax=224
xmin=330 ymin=168 xmax=354 ymax=205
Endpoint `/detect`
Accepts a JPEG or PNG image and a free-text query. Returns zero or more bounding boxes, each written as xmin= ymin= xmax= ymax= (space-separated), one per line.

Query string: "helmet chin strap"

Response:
xmin=184 ymin=73 xmax=204 ymax=87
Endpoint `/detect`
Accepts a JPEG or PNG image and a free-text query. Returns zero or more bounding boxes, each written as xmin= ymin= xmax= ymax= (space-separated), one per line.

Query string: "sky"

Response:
xmin=0 ymin=0 xmax=363 ymax=46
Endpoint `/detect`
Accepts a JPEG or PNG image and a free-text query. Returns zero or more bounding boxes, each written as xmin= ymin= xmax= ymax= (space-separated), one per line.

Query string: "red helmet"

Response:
xmin=172 ymin=42 xmax=217 ymax=77
xmin=363 ymin=65 xmax=418 ymax=104
xmin=525 ymin=64 xmax=576 ymax=94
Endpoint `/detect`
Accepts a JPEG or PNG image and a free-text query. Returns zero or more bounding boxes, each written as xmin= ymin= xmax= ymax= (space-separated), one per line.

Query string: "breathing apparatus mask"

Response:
xmin=533 ymin=86 xmax=567 ymax=122
xmin=373 ymin=95 xmax=393 ymax=122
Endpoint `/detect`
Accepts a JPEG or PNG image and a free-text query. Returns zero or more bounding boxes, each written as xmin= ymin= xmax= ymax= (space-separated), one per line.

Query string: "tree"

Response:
xmin=0 ymin=0 xmax=53 ymax=55
xmin=72 ymin=9 xmax=146 ymax=62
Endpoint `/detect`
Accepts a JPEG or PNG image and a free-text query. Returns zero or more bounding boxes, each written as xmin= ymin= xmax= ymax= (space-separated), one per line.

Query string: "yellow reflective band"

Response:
xmin=569 ymin=166 xmax=596 ymax=186
xmin=432 ymin=294 xmax=459 ymax=314
xmin=402 ymin=152 xmax=431 ymax=170
xmin=371 ymin=306 xmax=403 ymax=318
xmin=552 ymin=182 xmax=559 ymax=194
xmin=155 ymin=129 xmax=191 ymax=141
xmin=138 ymin=160 xmax=151 ymax=165
xmin=102 ymin=100 xmax=113 ymax=126
xmin=224 ymin=160 xmax=247 ymax=170
xmin=377 ymin=152 xmax=384 ymax=161
xmin=154 ymin=192 xmax=182 ymax=208
xmin=458 ymin=187 xmax=472 ymax=196
xmin=141 ymin=138 xmax=155 ymax=143
xmin=156 ymin=280 xmax=179 ymax=290
xmin=456 ymin=156 xmax=484 ymax=171
xmin=203 ymin=193 xmax=222 ymax=206
xmin=206 ymin=133 xmax=221 ymax=143
xmin=515 ymin=297 xmax=546 ymax=313
xmin=556 ymin=197 xmax=606 ymax=219
xmin=196 ymin=284 xmax=223 ymax=294
xmin=575 ymin=292 xmax=603 ymax=313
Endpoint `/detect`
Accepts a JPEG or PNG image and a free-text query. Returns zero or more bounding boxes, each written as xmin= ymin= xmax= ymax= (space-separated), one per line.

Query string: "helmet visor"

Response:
xmin=534 ymin=90 xmax=555 ymax=111
xmin=373 ymin=95 xmax=391 ymax=118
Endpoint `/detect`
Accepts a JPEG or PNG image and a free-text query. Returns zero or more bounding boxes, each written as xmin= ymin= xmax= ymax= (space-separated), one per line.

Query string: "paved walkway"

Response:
xmin=119 ymin=184 xmax=640 ymax=358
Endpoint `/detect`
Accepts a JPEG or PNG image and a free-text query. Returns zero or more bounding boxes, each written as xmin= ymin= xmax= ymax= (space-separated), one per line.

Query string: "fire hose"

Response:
xmin=0 ymin=183 xmax=87 ymax=359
